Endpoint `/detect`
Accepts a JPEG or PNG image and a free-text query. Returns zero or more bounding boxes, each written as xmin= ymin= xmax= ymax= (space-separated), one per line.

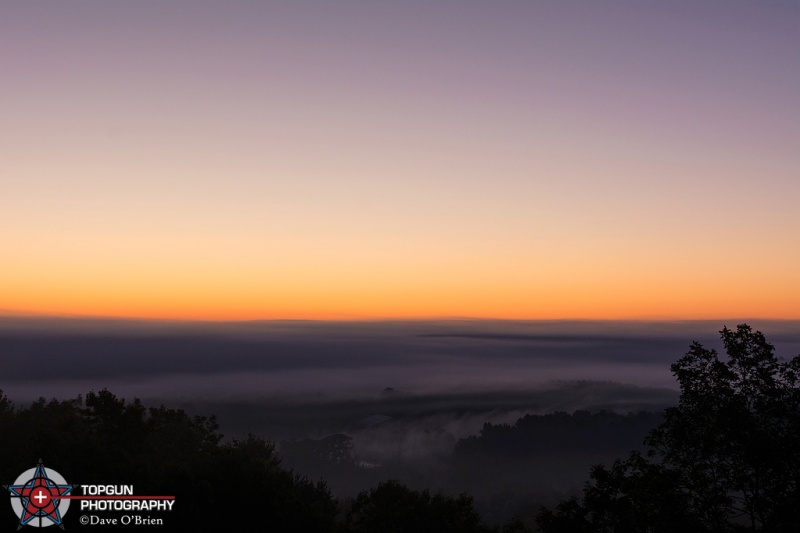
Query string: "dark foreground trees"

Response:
xmin=344 ymin=480 xmax=493 ymax=533
xmin=537 ymin=324 xmax=800 ymax=533
xmin=0 ymin=389 xmax=498 ymax=532
xmin=0 ymin=390 xmax=338 ymax=531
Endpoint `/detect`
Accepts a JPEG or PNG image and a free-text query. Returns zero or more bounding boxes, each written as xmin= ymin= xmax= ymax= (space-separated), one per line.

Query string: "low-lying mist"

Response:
xmin=7 ymin=317 xmax=796 ymax=401
xmin=3 ymin=317 xmax=798 ymax=525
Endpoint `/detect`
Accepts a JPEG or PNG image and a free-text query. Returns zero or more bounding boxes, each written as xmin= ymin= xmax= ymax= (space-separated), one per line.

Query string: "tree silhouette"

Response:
xmin=343 ymin=480 xmax=492 ymax=533
xmin=536 ymin=451 xmax=700 ymax=532
xmin=0 ymin=389 xmax=338 ymax=531
xmin=537 ymin=324 xmax=800 ymax=533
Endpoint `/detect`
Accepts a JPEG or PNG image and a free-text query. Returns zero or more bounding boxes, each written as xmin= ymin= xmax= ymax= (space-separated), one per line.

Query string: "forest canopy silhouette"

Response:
xmin=537 ymin=324 xmax=800 ymax=532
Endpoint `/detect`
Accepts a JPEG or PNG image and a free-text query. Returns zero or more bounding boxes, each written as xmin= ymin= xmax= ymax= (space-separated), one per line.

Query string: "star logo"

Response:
xmin=5 ymin=460 xmax=75 ymax=529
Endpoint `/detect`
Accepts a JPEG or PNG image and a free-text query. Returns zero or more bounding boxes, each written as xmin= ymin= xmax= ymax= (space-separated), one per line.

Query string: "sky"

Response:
xmin=2 ymin=1 xmax=799 ymax=321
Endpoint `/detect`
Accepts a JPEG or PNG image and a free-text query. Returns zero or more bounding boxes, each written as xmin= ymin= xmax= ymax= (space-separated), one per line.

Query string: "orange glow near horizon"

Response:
xmin=4 ymin=209 xmax=800 ymax=322
xmin=4 ymin=203 xmax=799 ymax=322
xmin=4 ymin=257 xmax=799 ymax=322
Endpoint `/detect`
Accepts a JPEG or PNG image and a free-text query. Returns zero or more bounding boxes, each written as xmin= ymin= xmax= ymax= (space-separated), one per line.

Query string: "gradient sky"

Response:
xmin=2 ymin=1 xmax=799 ymax=321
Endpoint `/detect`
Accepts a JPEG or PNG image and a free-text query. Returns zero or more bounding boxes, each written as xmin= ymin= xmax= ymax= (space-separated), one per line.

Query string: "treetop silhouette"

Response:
xmin=538 ymin=324 xmax=800 ymax=532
